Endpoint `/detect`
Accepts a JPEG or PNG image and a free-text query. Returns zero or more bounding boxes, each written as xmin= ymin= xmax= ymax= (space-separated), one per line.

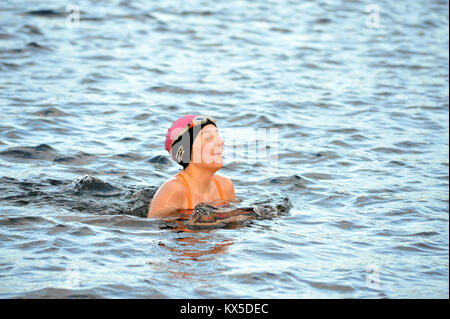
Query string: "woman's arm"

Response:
xmin=147 ymin=179 xmax=185 ymax=218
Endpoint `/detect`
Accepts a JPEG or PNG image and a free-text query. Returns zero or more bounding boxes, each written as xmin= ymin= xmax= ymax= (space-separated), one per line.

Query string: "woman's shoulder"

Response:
xmin=160 ymin=175 xmax=186 ymax=193
xmin=147 ymin=175 xmax=186 ymax=218
xmin=213 ymin=174 xmax=235 ymax=199
xmin=213 ymin=174 xmax=233 ymax=185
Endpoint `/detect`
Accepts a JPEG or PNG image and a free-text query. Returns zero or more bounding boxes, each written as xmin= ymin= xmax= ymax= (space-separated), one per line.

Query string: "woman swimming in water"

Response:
xmin=147 ymin=115 xmax=236 ymax=218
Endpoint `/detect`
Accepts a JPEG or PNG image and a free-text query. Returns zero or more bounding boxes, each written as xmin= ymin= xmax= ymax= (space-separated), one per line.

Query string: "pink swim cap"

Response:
xmin=164 ymin=115 xmax=197 ymax=152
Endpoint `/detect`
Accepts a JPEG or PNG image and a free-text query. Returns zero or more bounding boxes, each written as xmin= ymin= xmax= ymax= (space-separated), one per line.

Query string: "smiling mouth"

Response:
xmin=212 ymin=147 xmax=222 ymax=156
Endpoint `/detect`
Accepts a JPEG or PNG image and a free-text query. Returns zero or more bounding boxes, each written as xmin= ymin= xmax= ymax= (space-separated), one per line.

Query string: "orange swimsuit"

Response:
xmin=175 ymin=172 xmax=224 ymax=210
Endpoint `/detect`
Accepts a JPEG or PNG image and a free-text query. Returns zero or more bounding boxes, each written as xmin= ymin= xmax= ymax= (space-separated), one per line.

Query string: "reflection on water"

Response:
xmin=0 ymin=0 xmax=448 ymax=298
xmin=154 ymin=225 xmax=236 ymax=284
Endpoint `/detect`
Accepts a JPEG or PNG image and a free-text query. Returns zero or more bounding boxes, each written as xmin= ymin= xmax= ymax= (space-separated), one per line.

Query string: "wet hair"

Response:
xmin=181 ymin=162 xmax=189 ymax=170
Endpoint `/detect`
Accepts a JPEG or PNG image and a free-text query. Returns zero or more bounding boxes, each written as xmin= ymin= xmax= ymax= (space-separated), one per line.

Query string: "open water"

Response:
xmin=0 ymin=0 xmax=448 ymax=298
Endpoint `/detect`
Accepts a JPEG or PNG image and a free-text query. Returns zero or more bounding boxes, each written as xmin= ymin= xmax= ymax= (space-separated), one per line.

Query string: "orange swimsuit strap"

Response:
xmin=211 ymin=176 xmax=224 ymax=201
xmin=175 ymin=172 xmax=224 ymax=210
xmin=175 ymin=172 xmax=193 ymax=210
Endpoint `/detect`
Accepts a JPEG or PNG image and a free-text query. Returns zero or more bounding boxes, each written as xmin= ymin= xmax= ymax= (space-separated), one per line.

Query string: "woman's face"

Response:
xmin=191 ymin=124 xmax=223 ymax=169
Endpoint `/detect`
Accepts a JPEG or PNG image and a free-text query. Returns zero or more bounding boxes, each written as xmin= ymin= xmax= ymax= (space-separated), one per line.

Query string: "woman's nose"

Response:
xmin=217 ymin=136 xmax=224 ymax=147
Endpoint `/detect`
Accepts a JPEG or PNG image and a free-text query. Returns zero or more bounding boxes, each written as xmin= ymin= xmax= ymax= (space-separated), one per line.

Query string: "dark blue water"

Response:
xmin=0 ymin=0 xmax=448 ymax=298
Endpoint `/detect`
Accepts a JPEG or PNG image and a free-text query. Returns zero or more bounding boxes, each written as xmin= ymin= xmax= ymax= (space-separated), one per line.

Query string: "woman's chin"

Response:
xmin=209 ymin=157 xmax=223 ymax=169
xmin=210 ymin=160 xmax=223 ymax=169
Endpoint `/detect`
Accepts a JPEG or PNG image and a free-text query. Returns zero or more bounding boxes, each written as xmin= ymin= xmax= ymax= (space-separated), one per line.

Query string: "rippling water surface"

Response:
xmin=0 ymin=0 xmax=448 ymax=298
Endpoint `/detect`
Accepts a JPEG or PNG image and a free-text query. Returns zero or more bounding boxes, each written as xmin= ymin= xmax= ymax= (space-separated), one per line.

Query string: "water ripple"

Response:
xmin=0 ymin=0 xmax=448 ymax=299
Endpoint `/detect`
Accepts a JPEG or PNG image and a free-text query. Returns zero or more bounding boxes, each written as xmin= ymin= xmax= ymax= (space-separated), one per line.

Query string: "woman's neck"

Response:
xmin=182 ymin=164 xmax=216 ymax=194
